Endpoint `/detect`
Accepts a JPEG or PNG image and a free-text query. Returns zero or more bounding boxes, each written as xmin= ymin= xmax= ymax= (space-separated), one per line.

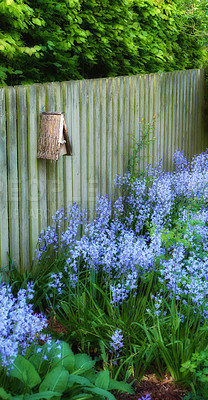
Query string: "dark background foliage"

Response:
xmin=0 ymin=0 xmax=207 ymax=86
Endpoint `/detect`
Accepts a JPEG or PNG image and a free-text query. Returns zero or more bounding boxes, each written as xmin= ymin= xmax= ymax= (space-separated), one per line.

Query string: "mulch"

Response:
xmin=114 ymin=374 xmax=188 ymax=400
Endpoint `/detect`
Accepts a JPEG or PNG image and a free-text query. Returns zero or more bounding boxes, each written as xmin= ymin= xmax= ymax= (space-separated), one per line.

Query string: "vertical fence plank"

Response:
xmin=148 ymin=74 xmax=155 ymax=166
xmin=118 ymin=76 xmax=125 ymax=178
xmin=0 ymin=88 xmax=9 ymax=269
xmin=124 ymin=77 xmax=130 ymax=171
xmin=192 ymin=71 xmax=197 ymax=156
xmin=106 ymin=78 xmax=113 ymax=197
xmin=100 ymin=79 xmax=107 ymax=196
xmin=139 ymin=74 xmax=145 ymax=170
xmin=154 ymin=73 xmax=161 ymax=163
xmin=166 ymin=72 xmax=172 ymax=170
xmin=172 ymin=72 xmax=177 ymax=158
xmin=45 ymin=84 xmax=56 ymax=223
xmin=37 ymin=84 xmax=47 ymax=233
xmin=79 ymin=80 xmax=88 ymax=212
xmin=160 ymin=73 xmax=165 ymax=168
xmin=94 ymin=79 xmax=101 ymax=201
xmin=55 ymin=82 xmax=65 ymax=213
xmin=71 ymin=81 xmax=81 ymax=207
xmin=112 ymin=78 xmax=119 ymax=184
xmin=17 ymin=86 xmax=30 ymax=272
xmin=63 ymin=81 xmax=73 ymax=211
xmin=188 ymin=70 xmax=193 ymax=158
xmin=183 ymin=70 xmax=189 ymax=158
xmin=198 ymin=70 xmax=204 ymax=154
xmin=6 ymin=87 xmax=20 ymax=267
xmin=88 ymin=79 xmax=95 ymax=215
xmin=27 ymin=85 xmax=39 ymax=263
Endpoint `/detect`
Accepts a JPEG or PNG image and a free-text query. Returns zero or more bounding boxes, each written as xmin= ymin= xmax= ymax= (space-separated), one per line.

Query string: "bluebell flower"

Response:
xmin=0 ymin=284 xmax=50 ymax=368
xmin=138 ymin=394 xmax=151 ymax=400
xmin=110 ymin=329 xmax=124 ymax=357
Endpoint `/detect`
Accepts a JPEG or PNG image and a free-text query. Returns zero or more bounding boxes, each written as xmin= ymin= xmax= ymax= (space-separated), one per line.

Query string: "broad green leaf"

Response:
xmin=74 ymin=354 xmax=96 ymax=375
xmin=39 ymin=366 xmax=69 ymax=393
xmin=67 ymin=374 xmax=94 ymax=388
xmin=95 ymin=370 xmax=110 ymax=390
xmin=24 ymin=391 xmax=62 ymax=400
xmin=81 ymin=369 xmax=96 ymax=384
xmin=85 ymin=387 xmax=116 ymax=400
xmin=51 ymin=341 xmax=75 ymax=372
xmin=9 ymin=355 xmax=41 ymax=389
xmin=108 ymin=379 xmax=135 ymax=394
xmin=29 ymin=353 xmax=44 ymax=372
xmin=0 ymin=387 xmax=10 ymax=400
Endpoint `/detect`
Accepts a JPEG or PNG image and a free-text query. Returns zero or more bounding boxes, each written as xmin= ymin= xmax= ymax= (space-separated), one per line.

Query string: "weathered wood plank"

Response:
xmin=106 ymin=78 xmax=113 ymax=197
xmin=112 ymin=78 xmax=119 ymax=182
xmin=55 ymin=82 xmax=65 ymax=213
xmin=0 ymin=88 xmax=9 ymax=269
xmin=118 ymin=76 xmax=125 ymax=178
xmin=100 ymin=79 xmax=107 ymax=196
xmin=6 ymin=87 xmax=20 ymax=267
xmin=88 ymin=79 xmax=95 ymax=217
xmin=94 ymin=79 xmax=101 ymax=201
xmin=37 ymin=84 xmax=47 ymax=232
xmin=17 ymin=86 xmax=30 ymax=272
xmin=27 ymin=85 xmax=39 ymax=263
xmin=45 ymin=83 xmax=57 ymax=222
xmin=124 ymin=77 xmax=130 ymax=171
xmin=71 ymin=81 xmax=81 ymax=207
xmin=63 ymin=82 xmax=73 ymax=211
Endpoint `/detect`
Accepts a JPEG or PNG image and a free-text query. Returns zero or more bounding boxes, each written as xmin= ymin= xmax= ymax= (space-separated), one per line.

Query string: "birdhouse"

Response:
xmin=37 ymin=112 xmax=72 ymax=161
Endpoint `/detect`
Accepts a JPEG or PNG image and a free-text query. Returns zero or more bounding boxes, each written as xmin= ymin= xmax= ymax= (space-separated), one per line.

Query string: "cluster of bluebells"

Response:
xmin=35 ymin=204 xmax=83 ymax=260
xmin=32 ymin=338 xmax=62 ymax=362
xmin=110 ymin=329 xmax=124 ymax=358
xmin=0 ymin=283 xmax=50 ymax=368
xmin=36 ymin=150 xmax=208 ymax=317
xmin=48 ymin=272 xmax=64 ymax=295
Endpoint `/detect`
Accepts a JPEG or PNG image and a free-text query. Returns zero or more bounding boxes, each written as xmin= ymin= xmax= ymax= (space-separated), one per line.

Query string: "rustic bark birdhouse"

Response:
xmin=37 ymin=112 xmax=72 ymax=161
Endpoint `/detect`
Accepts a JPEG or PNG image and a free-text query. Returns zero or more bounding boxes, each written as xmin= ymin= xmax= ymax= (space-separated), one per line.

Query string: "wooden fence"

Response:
xmin=0 ymin=69 xmax=207 ymax=271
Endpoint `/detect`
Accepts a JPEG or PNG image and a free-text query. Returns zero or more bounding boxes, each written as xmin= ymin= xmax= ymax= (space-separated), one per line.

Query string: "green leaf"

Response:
xmin=51 ymin=341 xmax=75 ymax=373
xmin=67 ymin=375 xmax=94 ymax=388
xmin=85 ymin=387 xmax=116 ymax=400
xmin=74 ymin=354 xmax=96 ymax=375
xmin=81 ymin=369 xmax=96 ymax=384
xmin=108 ymin=379 xmax=135 ymax=394
xmin=32 ymin=18 xmax=42 ymax=26
xmin=39 ymin=366 xmax=69 ymax=393
xmin=95 ymin=370 xmax=110 ymax=390
xmin=9 ymin=355 xmax=41 ymax=389
xmin=24 ymin=391 xmax=62 ymax=400
xmin=0 ymin=387 xmax=10 ymax=400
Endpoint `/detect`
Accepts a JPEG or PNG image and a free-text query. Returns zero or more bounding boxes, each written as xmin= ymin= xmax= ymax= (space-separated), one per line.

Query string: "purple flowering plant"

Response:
xmin=0 ymin=282 xmax=50 ymax=369
xmin=25 ymin=149 xmax=208 ymax=383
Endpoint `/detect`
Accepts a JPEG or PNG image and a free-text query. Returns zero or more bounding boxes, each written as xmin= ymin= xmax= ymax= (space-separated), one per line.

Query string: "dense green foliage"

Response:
xmin=0 ymin=0 xmax=207 ymax=86
xmin=0 ymin=340 xmax=134 ymax=399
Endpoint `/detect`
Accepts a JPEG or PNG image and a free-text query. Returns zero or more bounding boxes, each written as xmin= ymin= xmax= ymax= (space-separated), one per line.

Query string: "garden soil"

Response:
xmin=114 ymin=374 xmax=187 ymax=400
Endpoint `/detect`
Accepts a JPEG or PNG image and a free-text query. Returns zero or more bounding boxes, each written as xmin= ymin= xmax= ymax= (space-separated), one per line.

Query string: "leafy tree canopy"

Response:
xmin=0 ymin=0 xmax=207 ymax=86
